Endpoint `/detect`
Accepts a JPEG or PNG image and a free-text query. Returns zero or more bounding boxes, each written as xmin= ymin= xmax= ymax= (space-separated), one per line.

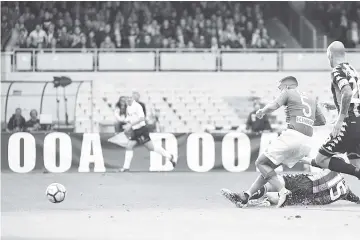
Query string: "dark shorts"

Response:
xmin=129 ymin=126 xmax=151 ymax=144
xmin=283 ymin=174 xmax=313 ymax=206
xmin=319 ymin=116 xmax=360 ymax=158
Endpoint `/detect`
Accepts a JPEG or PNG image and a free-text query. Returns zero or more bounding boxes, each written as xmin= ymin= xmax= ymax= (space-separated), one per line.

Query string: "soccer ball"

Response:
xmin=46 ymin=183 xmax=66 ymax=203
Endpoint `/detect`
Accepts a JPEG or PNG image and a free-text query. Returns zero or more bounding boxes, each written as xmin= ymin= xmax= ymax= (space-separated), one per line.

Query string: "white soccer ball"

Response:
xmin=46 ymin=183 xmax=66 ymax=203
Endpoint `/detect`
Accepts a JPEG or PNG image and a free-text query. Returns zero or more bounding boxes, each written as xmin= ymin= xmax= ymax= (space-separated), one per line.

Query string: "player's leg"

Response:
xmin=249 ymin=178 xmax=284 ymax=200
xmin=255 ymin=154 xmax=291 ymax=207
xmin=140 ymin=126 xmax=176 ymax=167
xmin=121 ymin=140 xmax=137 ymax=172
xmin=144 ymin=140 xmax=176 ymax=167
xmin=143 ymin=140 xmax=170 ymax=158
xmin=244 ymin=154 xmax=279 ymax=197
xmin=313 ymin=117 xmax=360 ymax=178
xmin=314 ymin=128 xmax=360 ymax=179
xmin=236 ymin=154 xmax=286 ymax=206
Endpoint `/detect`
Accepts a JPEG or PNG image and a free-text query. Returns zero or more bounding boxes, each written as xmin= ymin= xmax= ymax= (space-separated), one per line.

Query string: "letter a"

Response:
xmin=79 ymin=133 xmax=106 ymax=172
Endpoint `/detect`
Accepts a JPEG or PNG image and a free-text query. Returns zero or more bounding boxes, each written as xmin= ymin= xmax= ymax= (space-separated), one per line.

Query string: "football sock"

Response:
xmin=328 ymin=156 xmax=360 ymax=178
xmin=268 ymin=175 xmax=285 ymax=192
xmin=123 ymin=150 xmax=133 ymax=169
xmin=153 ymin=146 xmax=172 ymax=159
xmin=247 ymin=175 xmax=267 ymax=197
xmin=249 ymin=186 xmax=267 ymax=200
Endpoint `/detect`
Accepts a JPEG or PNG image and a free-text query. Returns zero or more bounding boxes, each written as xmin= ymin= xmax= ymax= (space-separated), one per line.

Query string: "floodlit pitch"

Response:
xmin=2 ymin=172 xmax=360 ymax=240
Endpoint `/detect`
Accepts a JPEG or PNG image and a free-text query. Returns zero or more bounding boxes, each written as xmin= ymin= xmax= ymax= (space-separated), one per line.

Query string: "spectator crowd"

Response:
xmin=1 ymin=1 xmax=283 ymax=51
xmin=307 ymin=1 xmax=360 ymax=48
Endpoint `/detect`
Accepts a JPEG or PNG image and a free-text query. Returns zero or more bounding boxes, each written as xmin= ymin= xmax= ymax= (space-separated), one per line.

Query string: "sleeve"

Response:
xmin=345 ymin=189 xmax=360 ymax=203
xmin=274 ymin=90 xmax=289 ymax=107
xmin=332 ymin=67 xmax=349 ymax=90
xmin=137 ymin=104 xmax=145 ymax=118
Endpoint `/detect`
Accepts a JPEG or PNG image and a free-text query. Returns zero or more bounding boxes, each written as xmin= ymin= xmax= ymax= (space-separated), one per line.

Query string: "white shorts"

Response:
xmin=264 ymin=129 xmax=312 ymax=168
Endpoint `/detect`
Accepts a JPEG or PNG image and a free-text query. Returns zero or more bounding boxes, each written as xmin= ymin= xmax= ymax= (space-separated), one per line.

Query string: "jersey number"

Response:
xmin=300 ymin=95 xmax=312 ymax=118
xmin=329 ymin=180 xmax=347 ymax=201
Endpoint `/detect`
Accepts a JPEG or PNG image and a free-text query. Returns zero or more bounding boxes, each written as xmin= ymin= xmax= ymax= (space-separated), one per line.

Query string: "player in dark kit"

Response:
xmin=221 ymin=167 xmax=360 ymax=207
xmin=307 ymin=41 xmax=360 ymax=179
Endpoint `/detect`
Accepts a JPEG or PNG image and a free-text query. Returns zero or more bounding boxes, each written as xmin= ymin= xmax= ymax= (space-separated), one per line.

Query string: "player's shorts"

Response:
xmin=129 ymin=125 xmax=151 ymax=144
xmin=264 ymin=129 xmax=312 ymax=168
xmin=319 ymin=116 xmax=360 ymax=158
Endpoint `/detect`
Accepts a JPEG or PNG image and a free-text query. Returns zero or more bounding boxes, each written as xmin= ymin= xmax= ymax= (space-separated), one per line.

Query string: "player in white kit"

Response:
xmin=112 ymin=96 xmax=175 ymax=172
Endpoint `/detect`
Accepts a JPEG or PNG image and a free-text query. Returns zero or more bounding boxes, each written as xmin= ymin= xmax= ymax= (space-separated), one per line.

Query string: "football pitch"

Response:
xmin=1 ymin=172 xmax=360 ymax=240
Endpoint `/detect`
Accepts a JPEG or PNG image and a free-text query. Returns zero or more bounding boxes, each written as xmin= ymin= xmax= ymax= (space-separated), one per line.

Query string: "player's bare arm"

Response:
xmin=333 ymin=85 xmax=353 ymax=137
xmin=314 ymin=103 xmax=326 ymax=126
xmin=256 ymin=102 xmax=281 ymax=119
xmin=256 ymin=89 xmax=287 ymax=119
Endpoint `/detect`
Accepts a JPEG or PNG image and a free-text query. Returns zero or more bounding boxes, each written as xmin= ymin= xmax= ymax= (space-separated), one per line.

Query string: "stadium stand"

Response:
xmin=74 ymin=81 xmax=242 ymax=133
xmin=305 ymin=2 xmax=360 ymax=48
xmin=1 ymin=1 xmax=355 ymax=133
xmin=2 ymin=1 xmax=284 ymax=50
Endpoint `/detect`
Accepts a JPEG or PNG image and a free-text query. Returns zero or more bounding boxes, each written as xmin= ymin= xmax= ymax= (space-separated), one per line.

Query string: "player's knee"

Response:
xmin=255 ymin=156 xmax=267 ymax=167
xmin=255 ymin=158 xmax=261 ymax=168
xmin=255 ymin=155 xmax=275 ymax=168
xmin=261 ymin=170 xmax=277 ymax=181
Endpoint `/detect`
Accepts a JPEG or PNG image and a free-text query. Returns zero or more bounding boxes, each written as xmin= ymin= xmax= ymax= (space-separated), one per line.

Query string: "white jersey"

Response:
xmin=126 ymin=101 xmax=146 ymax=130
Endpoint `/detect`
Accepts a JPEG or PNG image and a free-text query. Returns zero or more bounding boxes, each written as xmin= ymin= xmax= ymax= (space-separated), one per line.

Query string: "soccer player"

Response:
xmin=308 ymin=41 xmax=360 ymax=179
xmin=112 ymin=96 xmax=175 ymax=172
xmin=233 ymin=76 xmax=327 ymax=207
xmin=221 ymin=161 xmax=360 ymax=207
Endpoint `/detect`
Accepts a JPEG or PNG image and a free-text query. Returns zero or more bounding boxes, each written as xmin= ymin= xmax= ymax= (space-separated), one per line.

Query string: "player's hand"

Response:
xmin=331 ymin=120 xmax=343 ymax=138
xmin=255 ymin=109 xmax=265 ymax=119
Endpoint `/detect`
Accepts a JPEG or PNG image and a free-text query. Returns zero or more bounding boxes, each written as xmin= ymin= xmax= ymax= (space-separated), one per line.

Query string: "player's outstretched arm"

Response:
xmin=345 ymin=189 xmax=360 ymax=204
xmin=256 ymin=91 xmax=287 ymax=118
xmin=260 ymin=102 xmax=281 ymax=116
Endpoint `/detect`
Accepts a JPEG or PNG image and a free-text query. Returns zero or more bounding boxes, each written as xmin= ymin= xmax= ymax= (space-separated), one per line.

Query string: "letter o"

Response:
xmin=8 ymin=133 xmax=36 ymax=173
xmin=222 ymin=132 xmax=251 ymax=172
xmin=44 ymin=132 xmax=72 ymax=173
xmin=187 ymin=133 xmax=215 ymax=172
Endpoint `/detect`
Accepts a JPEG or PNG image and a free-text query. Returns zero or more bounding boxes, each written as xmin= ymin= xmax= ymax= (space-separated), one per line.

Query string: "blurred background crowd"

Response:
xmin=306 ymin=2 xmax=360 ymax=48
xmin=2 ymin=1 xmax=360 ymax=51
xmin=2 ymin=1 xmax=285 ymax=51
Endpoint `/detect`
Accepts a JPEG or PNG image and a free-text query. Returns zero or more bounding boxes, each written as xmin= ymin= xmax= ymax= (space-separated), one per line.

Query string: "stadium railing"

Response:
xmin=1 ymin=80 xmax=94 ymax=132
xmin=1 ymin=49 xmax=360 ymax=73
